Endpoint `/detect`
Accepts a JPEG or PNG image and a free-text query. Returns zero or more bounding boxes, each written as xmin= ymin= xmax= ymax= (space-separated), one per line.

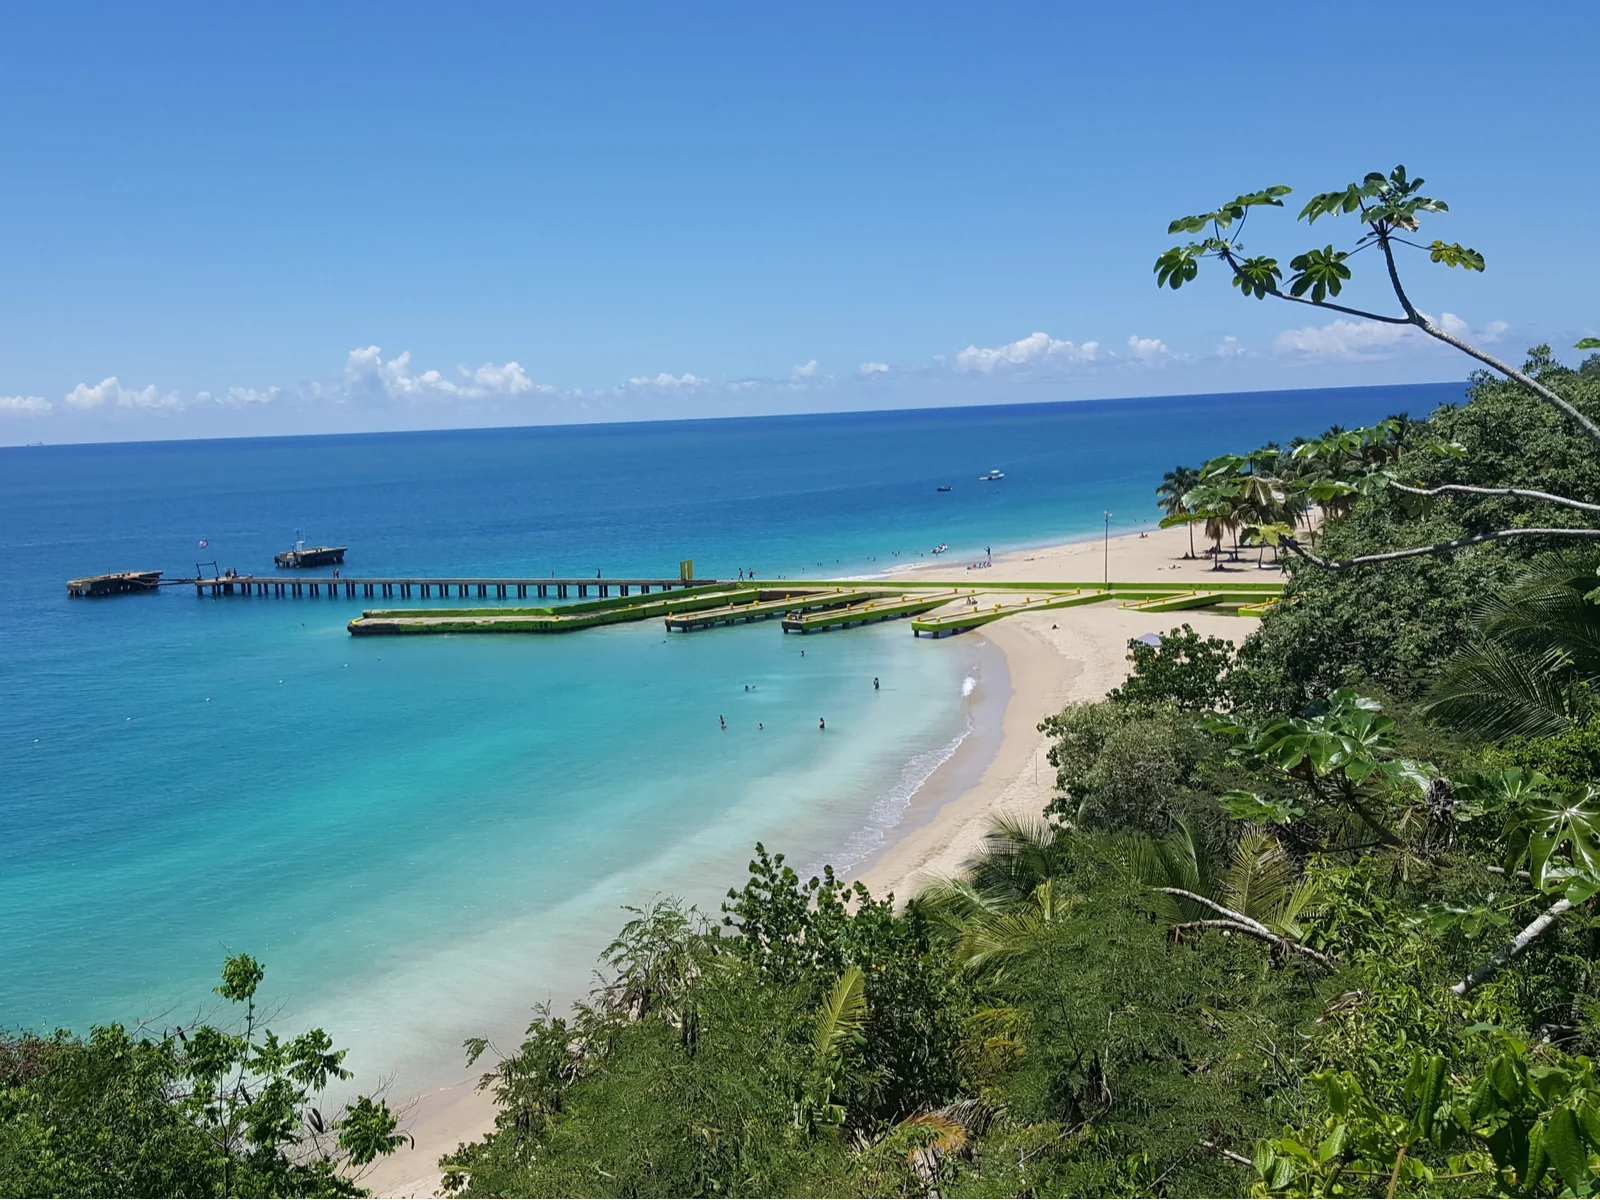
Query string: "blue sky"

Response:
xmin=2 ymin=1 xmax=1596 ymax=443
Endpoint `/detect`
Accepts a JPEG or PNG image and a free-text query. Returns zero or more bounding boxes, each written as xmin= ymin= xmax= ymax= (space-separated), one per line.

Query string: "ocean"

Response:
xmin=0 ymin=381 xmax=1459 ymax=1089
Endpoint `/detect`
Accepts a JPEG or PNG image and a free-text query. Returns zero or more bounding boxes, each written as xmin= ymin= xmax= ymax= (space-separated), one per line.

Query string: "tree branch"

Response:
xmin=1199 ymin=1139 xmax=1254 ymax=1168
xmin=1225 ymin=231 xmax=1600 ymax=451
xmin=1280 ymin=528 xmax=1600 ymax=570
xmin=1416 ymin=315 xmax=1600 ymax=451
xmin=1450 ymin=897 xmax=1572 ymax=997
xmin=1377 ymin=230 xmax=1420 ymax=321
xmin=1158 ymin=889 xmax=1337 ymax=966
xmin=1216 ymin=249 xmax=1411 ymax=325
xmin=1388 ymin=482 xmax=1600 ymax=515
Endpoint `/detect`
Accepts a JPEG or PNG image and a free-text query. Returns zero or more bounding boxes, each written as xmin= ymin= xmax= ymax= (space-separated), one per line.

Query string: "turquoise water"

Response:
xmin=0 ymin=383 xmax=1459 ymax=1087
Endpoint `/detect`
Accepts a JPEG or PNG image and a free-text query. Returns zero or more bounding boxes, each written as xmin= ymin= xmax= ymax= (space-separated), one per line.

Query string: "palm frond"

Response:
xmin=814 ymin=966 xmax=866 ymax=1060
xmin=1422 ymin=639 xmax=1578 ymax=741
xmin=1271 ymin=877 xmax=1325 ymax=942
xmin=1220 ymin=828 xmax=1293 ymax=923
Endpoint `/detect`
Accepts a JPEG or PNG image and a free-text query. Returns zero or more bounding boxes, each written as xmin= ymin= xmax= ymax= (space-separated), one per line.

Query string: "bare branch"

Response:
xmin=1158 ymin=888 xmax=1337 ymax=966
xmin=1280 ymin=528 xmax=1600 ymax=570
xmin=1199 ymin=1139 xmax=1255 ymax=1168
xmin=1416 ymin=316 xmax=1600 ymax=450
xmin=1377 ymin=231 xmax=1420 ymax=321
xmin=1450 ymin=897 xmax=1573 ymax=997
xmin=1389 ymin=482 xmax=1600 ymax=515
xmin=1224 ymin=227 xmax=1600 ymax=450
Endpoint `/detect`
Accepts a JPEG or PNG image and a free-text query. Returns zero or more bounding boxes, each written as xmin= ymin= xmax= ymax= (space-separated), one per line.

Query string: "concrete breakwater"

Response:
xmin=345 ymin=579 xmax=1284 ymax=637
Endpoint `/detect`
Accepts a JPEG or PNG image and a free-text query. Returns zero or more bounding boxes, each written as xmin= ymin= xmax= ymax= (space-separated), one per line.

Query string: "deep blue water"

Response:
xmin=0 ymin=381 xmax=1461 ymax=1087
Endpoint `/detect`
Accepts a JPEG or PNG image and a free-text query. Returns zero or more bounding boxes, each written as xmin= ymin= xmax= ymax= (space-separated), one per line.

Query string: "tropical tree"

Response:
xmin=1154 ymin=165 xmax=1600 ymax=569
xmin=1127 ymin=819 xmax=1328 ymax=966
xmin=1423 ymin=551 xmax=1600 ymax=740
xmin=1156 ymin=465 xmax=1201 ymax=557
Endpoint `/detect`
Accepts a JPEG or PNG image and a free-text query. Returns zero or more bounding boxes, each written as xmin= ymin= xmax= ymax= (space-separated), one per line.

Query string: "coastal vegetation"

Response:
xmin=0 ymin=956 xmax=403 ymax=1196
xmin=12 ymin=164 xmax=1600 ymax=1198
xmin=429 ymin=168 xmax=1600 ymax=1197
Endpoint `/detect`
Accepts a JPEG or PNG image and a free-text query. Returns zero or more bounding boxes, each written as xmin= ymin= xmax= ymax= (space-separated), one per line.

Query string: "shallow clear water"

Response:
xmin=0 ymin=382 xmax=1458 ymax=1086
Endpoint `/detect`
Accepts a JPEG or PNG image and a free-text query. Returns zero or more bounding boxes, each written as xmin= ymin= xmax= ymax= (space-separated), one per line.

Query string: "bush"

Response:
xmin=1038 ymin=701 xmax=1221 ymax=834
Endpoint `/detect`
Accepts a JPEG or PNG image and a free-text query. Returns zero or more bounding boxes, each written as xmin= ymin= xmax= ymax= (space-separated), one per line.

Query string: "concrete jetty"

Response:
xmin=66 ymin=571 xmax=163 ymax=597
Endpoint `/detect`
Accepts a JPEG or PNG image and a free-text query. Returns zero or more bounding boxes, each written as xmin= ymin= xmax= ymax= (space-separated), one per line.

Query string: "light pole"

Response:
xmin=1103 ymin=510 xmax=1111 ymax=586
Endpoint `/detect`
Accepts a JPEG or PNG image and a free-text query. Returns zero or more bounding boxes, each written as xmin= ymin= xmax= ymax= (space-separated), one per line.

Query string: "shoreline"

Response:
xmin=361 ymin=522 xmax=1266 ymax=1196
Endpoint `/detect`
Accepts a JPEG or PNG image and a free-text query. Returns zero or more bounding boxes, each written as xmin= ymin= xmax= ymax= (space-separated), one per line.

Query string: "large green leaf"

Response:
xmin=1505 ymin=784 xmax=1600 ymax=890
xmin=1543 ymin=1106 xmax=1589 ymax=1189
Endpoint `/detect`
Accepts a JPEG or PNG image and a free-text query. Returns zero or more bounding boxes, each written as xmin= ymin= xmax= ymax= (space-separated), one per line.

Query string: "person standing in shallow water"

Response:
xmin=819 ymin=717 xmax=825 ymax=731
xmin=873 ymin=677 xmax=879 ymax=690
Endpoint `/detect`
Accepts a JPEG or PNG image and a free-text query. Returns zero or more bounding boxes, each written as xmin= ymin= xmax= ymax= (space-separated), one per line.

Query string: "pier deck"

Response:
xmin=781 ymin=591 xmax=960 ymax=633
xmin=663 ymin=587 xmax=907 ymax=631
xmin=348 ymin=585 xmax=756 ymax=635
xmin=180 ymin=576 xmax=709 ymax=600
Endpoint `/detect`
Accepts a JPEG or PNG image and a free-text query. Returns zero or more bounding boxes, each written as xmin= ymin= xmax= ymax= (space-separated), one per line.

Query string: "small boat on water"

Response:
xmin=936 ymin=485 xmax=953 ymax=492
xmin=979 ymin=468 xmax=1005 ymax=481
xmin=930 ymin=542 xmax=950 ymax=555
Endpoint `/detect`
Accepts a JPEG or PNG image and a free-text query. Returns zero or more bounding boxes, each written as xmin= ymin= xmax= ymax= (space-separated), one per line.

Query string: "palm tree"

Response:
xmin=1156 ymin=465 xmax=1201 ymax=558
xmin=1127 ymin=820 xmax=1325 ymax=963
xmin=913 ymin=818 xmax=1079 ymax=976
xmin=1423 ymin=552 xmax=1600 ymax=740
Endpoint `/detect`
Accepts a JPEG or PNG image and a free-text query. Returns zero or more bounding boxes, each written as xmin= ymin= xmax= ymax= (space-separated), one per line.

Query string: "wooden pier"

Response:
xmin=181 ymin=576 xmax=709 ymax=600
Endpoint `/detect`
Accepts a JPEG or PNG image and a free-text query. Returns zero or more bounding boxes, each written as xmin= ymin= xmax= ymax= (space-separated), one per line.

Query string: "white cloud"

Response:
xmin=628 ymin=372 xmax=704 ymax=389
xmin=1216 ymin=336 xmax=1245 ymax=358
xmin=0 ymin=394 xmax=50 ymax=416
xmin=195 ymin=387 xmax=281 ymax=407
xmin=1274 ymin=318 xmax=1414 ymax=358
xmin=1276 ymin=313 xmax=1510 ymax=359
xmin=346 ymin=345 xmax=550 ymax=400
xmin=792 ymin=359 xmax=817 ymax=380
xmin=858 ymin=362 xmax=889 ymax=376
xmin=463 ymin=361 xmax=542 ymax=394
xmin=1126 ymin=335 xmax=1169 ymax=361
xmin=1438 ymin=312 xmax=1508 ymax=344
xmin=64 ymin=376 xmax=181 ymax=410
xmin=955 ymin=331 xmax=1099 ymax=373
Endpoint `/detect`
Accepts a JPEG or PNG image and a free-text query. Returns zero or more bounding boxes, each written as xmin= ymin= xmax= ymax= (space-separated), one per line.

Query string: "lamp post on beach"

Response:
xmin=1103 ymin=510 xmax=1111 ymax=586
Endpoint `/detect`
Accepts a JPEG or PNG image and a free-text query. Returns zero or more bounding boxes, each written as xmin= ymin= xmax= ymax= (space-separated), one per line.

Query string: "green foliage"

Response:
xmin=1484 ymin=721 xmax=1600 ymax=790
xmin=1228 ymin=361 xmax=1600 ymax=713
xmin=1425 ymin=553 xmax=1600 ymax=740
xmin=1109 ymin=622 xmax=1236 ymax=711
xmin=1154 ymin=166 xmax=1478 ymax=310
xmin=1038 ymin=699 xmax=1225 ymax=833
xmin=0 ymin=956 xmax=400 ymax=1198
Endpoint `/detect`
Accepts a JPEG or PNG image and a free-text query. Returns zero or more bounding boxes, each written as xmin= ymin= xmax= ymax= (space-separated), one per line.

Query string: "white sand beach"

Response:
xmin=363 ymin=521 xmax=1270 ymax=1197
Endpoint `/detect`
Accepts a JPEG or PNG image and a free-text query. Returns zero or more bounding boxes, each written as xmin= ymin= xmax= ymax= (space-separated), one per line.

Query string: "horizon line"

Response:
xmin=0 ymin=378 xmax=1467 ymax=453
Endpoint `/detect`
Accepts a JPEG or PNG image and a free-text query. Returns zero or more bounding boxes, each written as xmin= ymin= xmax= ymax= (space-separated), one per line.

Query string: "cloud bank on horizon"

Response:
xmin=0 ymin=311 xmax=1524 ymax=441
